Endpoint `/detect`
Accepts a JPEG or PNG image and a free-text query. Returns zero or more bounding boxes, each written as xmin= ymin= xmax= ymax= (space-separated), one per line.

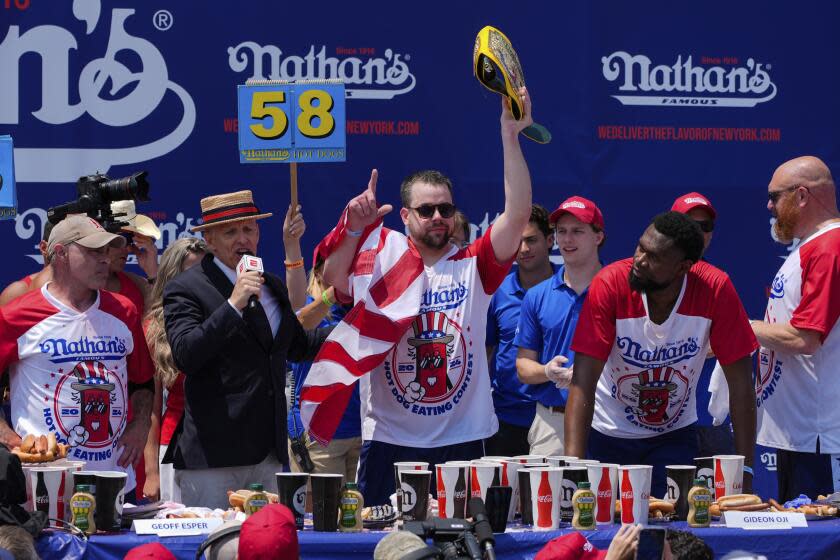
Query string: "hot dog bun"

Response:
xmin=716 ymin=494 xmax=762 ymax=508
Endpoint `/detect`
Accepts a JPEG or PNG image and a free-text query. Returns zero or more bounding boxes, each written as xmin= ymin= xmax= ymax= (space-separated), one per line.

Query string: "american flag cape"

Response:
xmin=300 ymin=212 xmax=426 ymax=445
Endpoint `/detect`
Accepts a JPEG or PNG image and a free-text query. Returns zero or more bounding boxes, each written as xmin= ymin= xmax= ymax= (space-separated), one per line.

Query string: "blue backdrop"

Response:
xmin=3 ymin=0 xmax=834 ymax=497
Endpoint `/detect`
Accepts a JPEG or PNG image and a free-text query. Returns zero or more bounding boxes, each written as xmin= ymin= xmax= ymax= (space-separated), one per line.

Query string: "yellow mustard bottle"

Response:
xmin=687 ymin=478 xmax=712 ymax=528
xmin=339 ymin=482 xmax=364 ymax=532
xmin=572 ymin=481 xmax=596 ymax=530
xmin=243 ymin=483 xmax=269 ymax=517
xmin=70 ymin=484 xmax=96 ymax=535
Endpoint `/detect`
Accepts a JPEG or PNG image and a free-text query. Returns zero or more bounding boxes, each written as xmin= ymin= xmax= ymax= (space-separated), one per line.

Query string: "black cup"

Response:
xmin=276 ymin=473 xmax=309 ymax=530
xmin=665 ymin=465 xmax=696 ymax=521
xmin=484 ymin=486 xmax=512 ymax=533
xmin=93 ymin=472 xmax=127 ymax=532
xmin=311 ymin=474 xmax=343 ymax=531
xmin=693 ymin=457 xmax=714 ymax=491
xmin=400 ymin=470 xmax=431 ymax=521
xmin=560 ymin=467 xmax=588 ymax=521
xmin=518 ymin=469 xmax=533 ymax=525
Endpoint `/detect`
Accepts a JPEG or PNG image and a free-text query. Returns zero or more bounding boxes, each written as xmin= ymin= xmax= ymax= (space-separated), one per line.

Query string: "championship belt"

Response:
xmin=473 ymin=26 xmax=551 ymax=144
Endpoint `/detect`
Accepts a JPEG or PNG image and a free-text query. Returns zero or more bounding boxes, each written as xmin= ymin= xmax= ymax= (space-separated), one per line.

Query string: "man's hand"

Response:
xmin=283 ymin=204 xmax=306 ymax=246
xmin=544 ymin=355 xmax=572 ymax=388
xmin=0 ymin=420 xmax=22 ymax=450
xmin=143 ymin=470 xmax=160 ymax=502
xmin=346 ymin=169 xmax=393 ymax=232
xmin=130 ymin=233 xmax=159 ymax=279
xmin=229 ymin=270 xmax=263 ymax=311
xmin=500 ymin=86 xmax=534 ymax=137
xmin=116 ymin=417 xmax=151 ymax=468
xmin=605 ymin=523 xmax=641 ymax=560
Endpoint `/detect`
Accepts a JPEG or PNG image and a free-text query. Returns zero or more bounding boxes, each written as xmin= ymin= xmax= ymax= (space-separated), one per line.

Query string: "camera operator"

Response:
xmin=105 ymin=200 xmax=161 ymax=314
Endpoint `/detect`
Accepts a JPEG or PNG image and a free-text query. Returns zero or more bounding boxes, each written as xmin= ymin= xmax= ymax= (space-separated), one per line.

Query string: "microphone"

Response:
xmin=468 ymin=497 xmax=497 ymax=560
xmin=373 ymin=531 xmax=439 ymax=560
xmin=236 ymin=252 xmax=264 ymax=311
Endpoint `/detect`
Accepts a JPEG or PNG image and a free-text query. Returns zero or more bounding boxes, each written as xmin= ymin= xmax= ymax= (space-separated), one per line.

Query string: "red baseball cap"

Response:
xmin=671 ymin=192 xmax=717 ymax=219
xmin=535 ymin=532 xmax=608 ymax=560
xmin=238 ymin=504 xmax=299 ymax=560
xmin=124 ymin=543 xmax=177 ymax=560
xmin=549 ymin=196 xmax=605 ymax=230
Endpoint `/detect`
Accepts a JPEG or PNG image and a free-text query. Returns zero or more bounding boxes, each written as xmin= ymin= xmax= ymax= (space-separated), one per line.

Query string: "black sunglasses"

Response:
xmin=410 ymin=203 xmax=457 ymax=219
xmin=768 ymin=185 xmax=799 ymax=204
xmin=694 ymin=220 xmax=714 ymax=233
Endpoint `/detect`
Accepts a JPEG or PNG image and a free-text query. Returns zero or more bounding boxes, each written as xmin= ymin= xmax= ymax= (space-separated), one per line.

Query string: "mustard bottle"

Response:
xmin=687 ymin=478 xmax=712 ymax=528
xmin=243 ymin=483 xmax=269 ymax=517
xmin=70 ymin=484 xmax=96 ymax=535
xmin=339 ymin=482 xmax=364 ymax=532
xmin=572 ymin=481 xmax=596 ymax=530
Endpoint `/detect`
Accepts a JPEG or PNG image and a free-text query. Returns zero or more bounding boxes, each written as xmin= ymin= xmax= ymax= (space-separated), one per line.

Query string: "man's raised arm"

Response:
xmin=323 ymin=169 xmax=392 ymax=295
xmin=490 ymin=87 xmax=534 ymax=263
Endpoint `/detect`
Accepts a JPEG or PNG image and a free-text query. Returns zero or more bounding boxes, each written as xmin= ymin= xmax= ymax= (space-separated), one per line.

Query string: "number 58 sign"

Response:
xmin=237 ymin=82 xmax=346 ymax=164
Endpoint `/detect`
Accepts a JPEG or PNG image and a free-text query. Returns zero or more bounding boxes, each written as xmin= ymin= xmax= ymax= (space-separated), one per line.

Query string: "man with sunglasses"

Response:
xmin=752 ymin=156 xmax=840 ymax=501
xmin=319 ymin=88 xmax=535 ymax=506
xmin=671 ymin=193 xmax=735 ymax=459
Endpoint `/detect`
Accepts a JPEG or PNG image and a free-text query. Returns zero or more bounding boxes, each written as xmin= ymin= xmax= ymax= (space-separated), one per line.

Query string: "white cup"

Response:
xmin=501 ymin=460 xmax=525 ymax=521
xmin=546 ymin=455 xmax=579 ymax=467
xmin=512 ymin=455 xmax=546 ymax=464
xmin=618 ymin=465 xmax=652 ymax=526
xmin=529 ymin=467 xmax=563 ymax=531
xmin=436 ymin=463 xmax=468 ymax=519
xmin=587 ymin=463 xmax=619 ymax=525
xmin=713 ymin=455 xmax=745 ymax=499
xmin=469 ymin=461 xmax=501 ymax=502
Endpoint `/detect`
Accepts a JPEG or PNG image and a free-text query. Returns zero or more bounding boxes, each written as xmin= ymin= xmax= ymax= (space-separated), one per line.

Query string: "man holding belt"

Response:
xmin=564 ymin=212 xmax=757 ymax=497
xmin=753 ymin=156 xmax=840 ymax=501
xmin=163 ymin=190 xmax=328 ymax=509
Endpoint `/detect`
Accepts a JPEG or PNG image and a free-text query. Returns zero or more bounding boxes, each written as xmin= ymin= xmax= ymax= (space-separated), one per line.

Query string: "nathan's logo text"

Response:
xmin=228 ymin=45 xmax=415 ymax=100
xmin=0 ymin=0 xmax=195 ymax=182
xmin=420 ymin=282 xmax=468 ymax=313
xmin=601 ymin=52 xmax=776 ymax=108
xmin=616 ymin=336 xmax=700 ymax=368
xmin=40 ymin=337 xmax=127 ymax=364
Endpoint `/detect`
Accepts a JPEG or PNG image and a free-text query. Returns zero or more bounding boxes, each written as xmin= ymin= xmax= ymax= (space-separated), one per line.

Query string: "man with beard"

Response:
xmin=319 ymin=89 xmax=534 ymax=505
xmin=564 ymin=212 xmax=757 ymax=496
xmin=485 ymin=204 xmax=558 ymax=456
xmin=752 ymin=156 xmax=840 ymax=501
xmin=514 ymin=197 xmax=604 ymax=456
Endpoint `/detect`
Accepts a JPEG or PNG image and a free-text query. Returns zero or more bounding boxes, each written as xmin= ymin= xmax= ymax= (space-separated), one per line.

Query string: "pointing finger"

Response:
xmin=368 ymin=169 xmax=379 ymax=195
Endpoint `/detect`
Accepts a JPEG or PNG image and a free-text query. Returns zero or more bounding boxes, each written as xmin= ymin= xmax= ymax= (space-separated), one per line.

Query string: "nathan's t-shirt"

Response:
xmin=572 ymin=259 xmax=757 ymax=439
xmin=757 ymin=224 xmax=840 ymax=453
xmin=361 ymin=229 xmax=513 ymax=446
xmin=0 ymin=285 xmax=154 ymax=490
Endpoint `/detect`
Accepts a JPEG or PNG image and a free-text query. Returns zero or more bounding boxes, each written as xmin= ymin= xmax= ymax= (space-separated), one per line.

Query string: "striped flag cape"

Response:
xmin=300 ymin=212 xmax=427 ymax=445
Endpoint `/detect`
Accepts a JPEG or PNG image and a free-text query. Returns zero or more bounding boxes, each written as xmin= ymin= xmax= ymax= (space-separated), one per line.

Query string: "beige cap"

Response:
xmin=47 ymin=214 xmax=126 ymax=257
xmin=111 ymin=200 xmax=162 ymax=240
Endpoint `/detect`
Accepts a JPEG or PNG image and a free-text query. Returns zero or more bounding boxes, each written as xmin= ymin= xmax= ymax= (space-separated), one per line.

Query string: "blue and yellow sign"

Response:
xmin=237 ymin=82 xmax=346 ymax=163
xmin=0 ymin=136 xmax=17 ymax=221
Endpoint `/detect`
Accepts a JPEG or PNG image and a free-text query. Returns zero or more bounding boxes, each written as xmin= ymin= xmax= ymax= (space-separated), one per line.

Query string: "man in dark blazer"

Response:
xmin=163 ymin=190 xmax=328 ymax=508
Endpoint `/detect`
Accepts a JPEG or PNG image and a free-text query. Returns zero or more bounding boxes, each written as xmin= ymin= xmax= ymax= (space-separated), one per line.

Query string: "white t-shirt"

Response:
xmin=360 ymin=230 xmax=512 ymax=446
xmin=572 ymin=259 xmax=757 ymax=439
xmin=0 ymin=285 xmax=154 ymax=490
xmin=757 ymin=223 xmax=840 ymax=453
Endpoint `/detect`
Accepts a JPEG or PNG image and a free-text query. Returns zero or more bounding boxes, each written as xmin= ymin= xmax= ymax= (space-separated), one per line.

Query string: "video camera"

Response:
xmin=46 ymin=171 xmax=150 ymax=233
xmin=401 ymin=498 xmax=496 ymax=560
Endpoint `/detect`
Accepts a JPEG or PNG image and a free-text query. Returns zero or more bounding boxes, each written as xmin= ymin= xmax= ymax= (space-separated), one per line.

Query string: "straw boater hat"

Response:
xmin=191 ymin=190 xmax=273 ymax=232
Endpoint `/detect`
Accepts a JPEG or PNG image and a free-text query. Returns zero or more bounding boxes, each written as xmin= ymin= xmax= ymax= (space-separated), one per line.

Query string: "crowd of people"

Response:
xmin=0 ymin=89 xmax=839 ymax=558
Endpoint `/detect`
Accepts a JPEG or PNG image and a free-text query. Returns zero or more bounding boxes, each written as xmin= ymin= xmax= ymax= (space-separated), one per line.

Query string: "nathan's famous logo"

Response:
xmin=614 ymin=365 xmax=691 ymax=430
xmin=419 ymin=282 xmax=468 ymax=313
xmin=382 ymin=312 xmax=474 ymax=417
xmin=52 ymin=361 xmax=126 ymax=452
xmin=755 ymin=348 xmax=782 ymax=408
xmin=0 ymin=0 xmax=195 ymax=183
xmin=616 ymin=336 xmax=700 ymax=369
xmin=40 ymin=336 xmax=128 ymax=364
xmin=227 ymin=44 xmax=415 ymax=100
xmin=601 ymin=51 xmax=776 ymax=108
xmin=13 ymin=207 xmax=199 ymax=265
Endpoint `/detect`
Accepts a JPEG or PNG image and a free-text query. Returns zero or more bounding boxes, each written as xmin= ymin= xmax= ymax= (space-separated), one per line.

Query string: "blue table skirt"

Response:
xmin=36 ymin=519 xmax=840 ymax=560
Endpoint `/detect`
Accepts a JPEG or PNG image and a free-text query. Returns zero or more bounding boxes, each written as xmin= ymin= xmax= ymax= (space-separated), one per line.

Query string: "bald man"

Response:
xmin=753 ymin=156 xmax=840 ymax=501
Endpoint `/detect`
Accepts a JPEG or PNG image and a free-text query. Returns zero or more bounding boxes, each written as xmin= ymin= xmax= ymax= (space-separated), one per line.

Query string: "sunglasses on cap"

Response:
xmin=410 ymin=203 xmax=457 ymax=219
xmin=694 ymin=220 xmax=714 ymax=233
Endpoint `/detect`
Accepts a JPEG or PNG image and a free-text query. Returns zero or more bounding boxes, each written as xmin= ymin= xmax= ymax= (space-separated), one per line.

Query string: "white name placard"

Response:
xmin=132 ymin=517 xmax=224 ymax=536
xmin=723 ymin=511 xmax=807 ymax=530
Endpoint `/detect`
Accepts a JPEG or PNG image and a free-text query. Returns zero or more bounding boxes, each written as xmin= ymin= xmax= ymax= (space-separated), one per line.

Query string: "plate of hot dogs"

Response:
xmin=11 ymin=433 xmax=71 ymax=463
xmin=768 ymin=498 xmax=838 ymax=520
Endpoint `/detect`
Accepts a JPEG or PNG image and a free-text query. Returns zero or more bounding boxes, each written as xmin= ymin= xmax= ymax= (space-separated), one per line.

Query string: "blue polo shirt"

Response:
xmin=513 ymin=265 xmax=588 ymax=408
xmin=487 ymin=264 xmax=560 ymax=427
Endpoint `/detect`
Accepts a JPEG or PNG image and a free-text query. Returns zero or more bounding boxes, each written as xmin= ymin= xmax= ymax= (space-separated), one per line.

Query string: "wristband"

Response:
xmin=284 ymin=259 xmax=304 ymax=270
xmin=321 ymin=290 xmax=334 ymax=307
xmin=743 ymin=465 xmax=754 ymax=476
xmin=346 ymin=227 xmax=363 ymax=237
